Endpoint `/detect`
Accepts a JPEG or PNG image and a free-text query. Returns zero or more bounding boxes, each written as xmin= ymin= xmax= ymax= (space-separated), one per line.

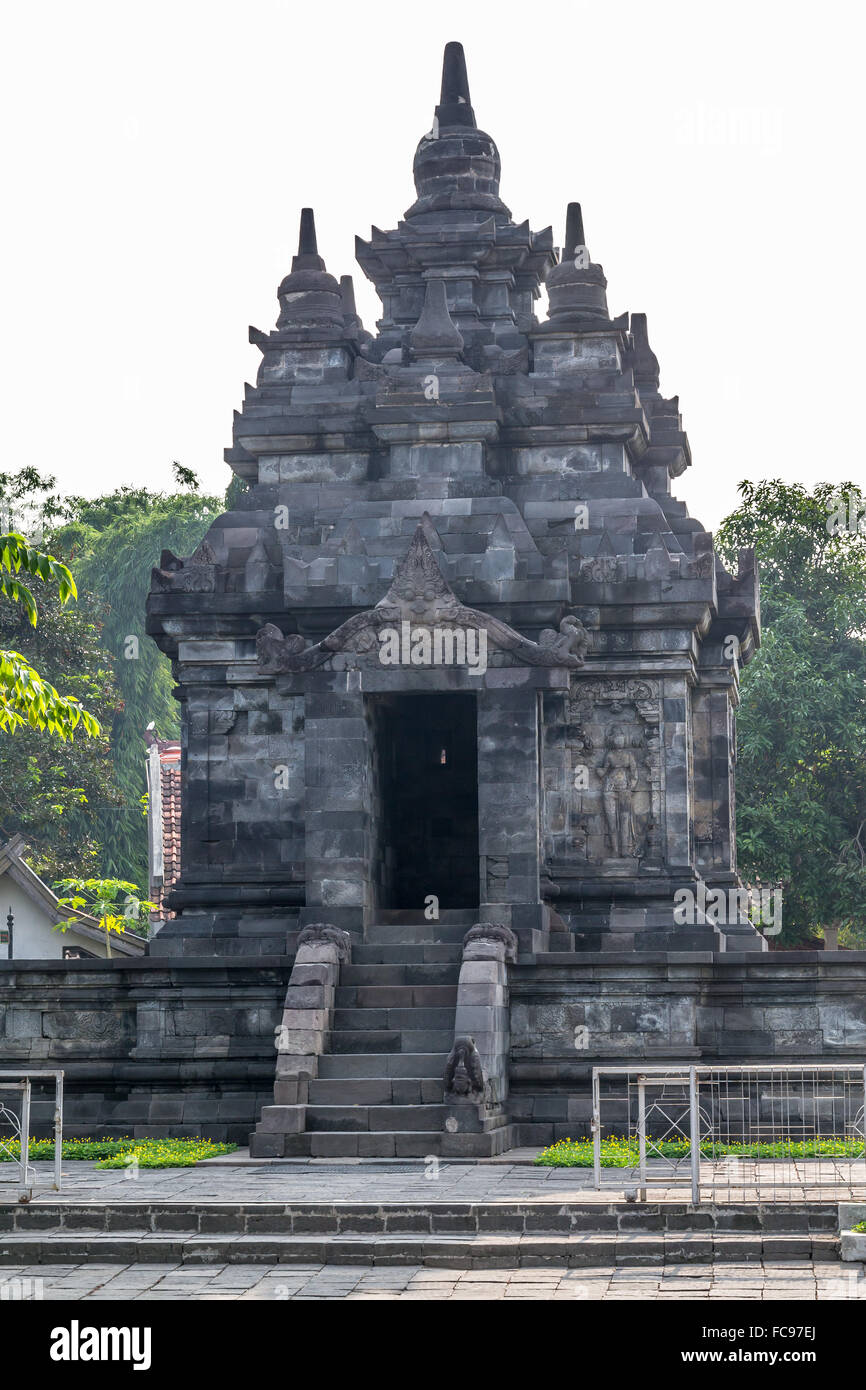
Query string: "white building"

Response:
xmin=0 ymin=837 xmax=147 ymax=960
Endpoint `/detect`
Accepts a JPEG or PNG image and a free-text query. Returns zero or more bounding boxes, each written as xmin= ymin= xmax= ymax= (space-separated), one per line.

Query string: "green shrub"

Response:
xmin=0 ymin=1137 xmax=236 ymax=1168
xmin=535 ymin=1136 xmax=866 ymax=1167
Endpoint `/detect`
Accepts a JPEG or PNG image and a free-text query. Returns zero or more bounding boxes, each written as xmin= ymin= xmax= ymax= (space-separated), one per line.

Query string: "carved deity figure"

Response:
xmin=597 ymin=724 xmax=640 ymax=857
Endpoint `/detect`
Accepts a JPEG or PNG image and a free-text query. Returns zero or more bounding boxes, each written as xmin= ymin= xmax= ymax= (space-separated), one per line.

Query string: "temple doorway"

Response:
xmin=371 ymin=693 xmax=479 ymax=911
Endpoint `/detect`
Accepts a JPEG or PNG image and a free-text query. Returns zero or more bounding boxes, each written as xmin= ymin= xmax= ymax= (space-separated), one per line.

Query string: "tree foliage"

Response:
xmin=54 ymin=876 xmax=156 ymax=958
xmin=1 ymin=466 xmax=219 ymax=884
xmin=0 ymin=580 xmax=123 ymax=880
xmin=717 ymin=479 xmax=866 ymax=944
xmin=0 ymin=523 xmax=100 ymax=741
xmin=47 ymin=482 xmax=220 ymax=883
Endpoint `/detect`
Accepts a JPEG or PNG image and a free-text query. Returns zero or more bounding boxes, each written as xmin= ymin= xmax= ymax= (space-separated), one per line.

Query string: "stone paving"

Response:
xmin=7 ymin=1159 xmax=866 ymax=1205
xmin=1 ymin=1261 xmax=864 ymax=1300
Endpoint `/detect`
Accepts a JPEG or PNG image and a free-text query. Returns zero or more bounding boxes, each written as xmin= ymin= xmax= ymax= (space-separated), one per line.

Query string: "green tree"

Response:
xmin=47 ymin=480 xmax=220 ymax=882
xmin=717 ymin=479 xmax=866 ymax=945
xmin=0 ymin=531 xmax=100 ymax=740
xmin=53 ymin=876 xmax=156 ymax=957
xmin=0 ymin=578 xmax=123 ymax=880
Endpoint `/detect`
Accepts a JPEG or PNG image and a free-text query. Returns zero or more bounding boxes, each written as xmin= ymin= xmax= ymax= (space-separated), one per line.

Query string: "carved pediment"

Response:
xmin=256 ymin=518 xmax=588 ymax=673
xmin=150 ymin=539 xmax=218 ymax=594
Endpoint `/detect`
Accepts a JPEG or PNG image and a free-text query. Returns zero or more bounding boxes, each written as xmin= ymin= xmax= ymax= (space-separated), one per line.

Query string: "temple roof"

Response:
xmin=147 ymin=40 xmax=759 ymax=671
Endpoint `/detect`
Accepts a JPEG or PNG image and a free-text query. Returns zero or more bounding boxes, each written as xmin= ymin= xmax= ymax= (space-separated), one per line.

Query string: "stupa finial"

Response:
xmin=435 ymin=41 xmax=476 ymax=129
xmin=291 ymin=207 xmax=325 ymax=272
xmin=564 ymin=203 xmax=586 ymax=260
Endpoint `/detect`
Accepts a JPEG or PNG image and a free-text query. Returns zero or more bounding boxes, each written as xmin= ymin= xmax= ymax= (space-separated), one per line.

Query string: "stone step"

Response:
xmin=364 ymin=924 xmax=471 ymax=945
xmin=326 ymin=1030 xmax=455 ymax=1053
xmin=305 ymin=1104 xmax=447 ymax=1133
xmin=307 ymin=1078 xmax=446 ymax=1105
xmin=332 ymin=1007 xmax=455 ymax=1032
xmin=280 ymin=1131 xmax=465 ymax=1158
xmin=335 ymin=985 xmax=458 ymax=1009
xmin=341 ymin=964 xmax=460 ymax=986
xmin=371 ymin=910 xmax=477 ymax=926
xmin=0 ymin=1229 xmax=841 ymax=1267
xmin=352 ymin=945 xmax=463 ymax=965
xmin=318 ymin=1052 xmax=448 ymax=1079
xmin=0 ymin=1200 xmax=839 ymax=1238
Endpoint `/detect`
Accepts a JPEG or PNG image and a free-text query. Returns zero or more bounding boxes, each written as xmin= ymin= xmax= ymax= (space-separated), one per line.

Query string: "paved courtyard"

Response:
xmin=1 ymin=1261 xmax=864 ymax=1300
xmin=3 ymin=1159 xmax=863 ymax=1299
xmin=7 ymin=1157 xmax=866 ymax=1205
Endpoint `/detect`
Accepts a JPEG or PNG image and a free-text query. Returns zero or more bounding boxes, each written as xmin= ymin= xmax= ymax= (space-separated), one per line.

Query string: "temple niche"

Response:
xmin=568 ymin=680 xmax=662 ymax=871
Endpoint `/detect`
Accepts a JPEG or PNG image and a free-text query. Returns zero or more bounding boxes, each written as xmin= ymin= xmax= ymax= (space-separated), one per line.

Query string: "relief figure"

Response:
xmin=597 ymin=724 xmax=640 ymax=857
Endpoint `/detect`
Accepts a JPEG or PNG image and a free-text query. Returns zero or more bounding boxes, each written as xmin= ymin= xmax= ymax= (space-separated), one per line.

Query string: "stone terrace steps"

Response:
xmin=370 ymin=910 xmax=478 ymax=926
xmin=282 ymin=1132 xmax=453 ymax=1158
xmin=305 ymin=1104 xmax=447 ymax=1132
xmin=0 ymin=1200 xmax=840 ymax=1237
xmin=362 ymin=924 xmax=470 ymax=945
xmin=334 ymin=985 xmax=458 ymax=1008
xmin=332 ymin=1007 xmax=456 ymax=1032
xmin=317 ymin=1052 xmax=448 ymax=1079
xmin=341 ymin=964 xmax=460 ymax=986
xmin=0 ymin=1201 xmax=841 ymax=1266
xmin=307 ymin=1079 xmax=445 ymax=1106
xmin=0 ymin=1231 xmax=841 ymax=1268
xmin=274 ymin=919 xmax=464 ymax=1156
xmin=0 ymin=1220 xmax=841 ymax=1269
xmin=351 ymin=945 xmax=462 ymax=966
xmin=325 ymin=1029 xmax=455 ymax=1055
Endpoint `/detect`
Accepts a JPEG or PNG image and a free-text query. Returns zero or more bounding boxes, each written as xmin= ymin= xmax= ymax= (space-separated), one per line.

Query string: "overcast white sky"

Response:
xmin=2 ymin=0 xmax=863 ymax=529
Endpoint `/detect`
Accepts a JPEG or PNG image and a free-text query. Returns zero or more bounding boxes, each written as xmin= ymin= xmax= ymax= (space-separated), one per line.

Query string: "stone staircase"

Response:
xmin=0 ymin=1199 xmax=842 ymax=1268
xmin=277 ymin=912 xmax=475 ymax=1157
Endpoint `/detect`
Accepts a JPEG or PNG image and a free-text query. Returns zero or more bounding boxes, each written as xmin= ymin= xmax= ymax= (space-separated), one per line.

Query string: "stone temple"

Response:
xmin=147 ymin=40 xmax=760 ymax=959
xmin=8 ymin=42 xmax=863 ymax=1158
xmin=143 ymin=39 xmax=770 ymax=1154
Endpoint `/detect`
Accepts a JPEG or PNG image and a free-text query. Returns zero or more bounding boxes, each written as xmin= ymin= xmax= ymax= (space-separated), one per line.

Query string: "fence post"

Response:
xmin=19 ymin=1079 xmax=31 ymax=1201
xmin=53 ymin=1072 xmax=63 ymax=1193
xmin=592 ymin=1069 xmax=601 ymax=1191
xmin=689 ymin=1066 xmax=700 ymax=1204
xmin=637 ymin=1076 xmax=647 ymax=1202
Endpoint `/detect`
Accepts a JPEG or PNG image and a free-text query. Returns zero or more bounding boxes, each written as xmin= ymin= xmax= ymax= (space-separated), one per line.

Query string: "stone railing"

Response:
xmin=249 ymin=923 xmax=350 ymax=1157
xmin=441 ymin=922 xmax=517 ymax=1157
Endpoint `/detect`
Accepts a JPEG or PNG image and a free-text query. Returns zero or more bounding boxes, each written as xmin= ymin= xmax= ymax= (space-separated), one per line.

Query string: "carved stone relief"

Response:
xmin=566 ymin=678 xmax=662 ymax=869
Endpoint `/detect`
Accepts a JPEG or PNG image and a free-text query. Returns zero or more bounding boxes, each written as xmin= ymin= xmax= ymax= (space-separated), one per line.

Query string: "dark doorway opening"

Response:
xmin=372 ymin=693 xmax=479 ymax=910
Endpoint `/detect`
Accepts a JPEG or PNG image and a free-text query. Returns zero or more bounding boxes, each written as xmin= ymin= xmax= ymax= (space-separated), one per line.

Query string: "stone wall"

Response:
xmin=0 ymin=957 xmax=291 ymax=1142
xmin=2 ymin=949 xmax=863 ymax=1149
xmin=509 ymin=950 xmax=866 ymax=1145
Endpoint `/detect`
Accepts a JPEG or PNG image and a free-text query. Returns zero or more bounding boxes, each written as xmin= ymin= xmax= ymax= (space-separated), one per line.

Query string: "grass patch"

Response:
xmin=0 ymin=1137 xmax=236 ymax=1168
xmin=852 ymin=1220 xmax=866 ymax=1234
xmin=536 ymin=1136 xmax=866 ymax=1167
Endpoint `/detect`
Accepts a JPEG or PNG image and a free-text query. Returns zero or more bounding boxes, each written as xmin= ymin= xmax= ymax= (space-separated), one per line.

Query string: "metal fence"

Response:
xmin=592 ymin=1064 xmax=866 ymax=1202
xmin=0 ymin=1071 xmax=63 ymax=1201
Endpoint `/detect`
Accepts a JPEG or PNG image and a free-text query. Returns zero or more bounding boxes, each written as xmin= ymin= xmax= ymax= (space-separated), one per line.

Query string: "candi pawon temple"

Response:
xmin=5 ymin=43 xmax=865 ymax=1165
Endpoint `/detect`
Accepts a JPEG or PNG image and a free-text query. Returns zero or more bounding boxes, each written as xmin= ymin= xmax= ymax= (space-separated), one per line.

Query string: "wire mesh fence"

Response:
xmin=0 ymin=1071 xmax=63 ymax=1200
xmin=592 ymin=1064 xmax=866 ymax=1202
